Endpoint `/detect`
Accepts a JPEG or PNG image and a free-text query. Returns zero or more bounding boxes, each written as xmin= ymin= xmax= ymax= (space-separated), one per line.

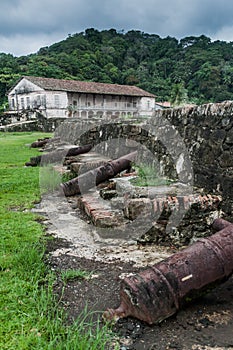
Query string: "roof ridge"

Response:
xmin=25 ymin=75 xmax=148 ymax=89
xmin=11 ymin=76 xmax=156 ymax=98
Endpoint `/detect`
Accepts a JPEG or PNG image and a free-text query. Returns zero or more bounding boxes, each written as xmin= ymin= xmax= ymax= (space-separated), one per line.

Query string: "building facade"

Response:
xmin=7 ymin=76 xmax=156 ymax=118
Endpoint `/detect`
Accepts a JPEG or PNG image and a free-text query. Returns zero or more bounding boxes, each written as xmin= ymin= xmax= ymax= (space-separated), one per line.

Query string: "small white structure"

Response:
xmin=7 ymin=76 xmax=156 ymax=118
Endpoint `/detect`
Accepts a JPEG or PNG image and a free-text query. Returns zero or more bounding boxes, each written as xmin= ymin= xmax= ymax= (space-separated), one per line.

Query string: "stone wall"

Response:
xmin=55 ymin=118 xmax=179 ymax=181
xmin=2 ymin=100 xmax=231 ymax=216
xmin=56 ymin=101 xmax=233 ymax=216
xmin=0 ymin=112 xmax=66 ymax=132
xmin=0 ymin=111 xmax=35 ymax=128
xmin=152 ymin=101 xmax=233 ymax=216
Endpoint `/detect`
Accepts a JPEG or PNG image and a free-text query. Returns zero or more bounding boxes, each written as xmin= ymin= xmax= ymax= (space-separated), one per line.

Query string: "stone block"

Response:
xmin=124 ymin=198 xmax=152 ymax=220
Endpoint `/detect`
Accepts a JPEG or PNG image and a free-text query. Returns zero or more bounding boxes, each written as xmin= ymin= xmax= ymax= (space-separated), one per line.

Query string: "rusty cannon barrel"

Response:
xmin=25 ymin=144 xmax=92 ymax=167
xmin=212 ymin=218 xmax=232 ymax=231
xmin=65 ymin=144 xmax=92 ymax=157
xmin=103 ymin=219 xmax=233 ymax=325
xmin=61 ymin=151 xmax=137 ymax=196
xmin=31 ymin=137 xmax=50 ymax=148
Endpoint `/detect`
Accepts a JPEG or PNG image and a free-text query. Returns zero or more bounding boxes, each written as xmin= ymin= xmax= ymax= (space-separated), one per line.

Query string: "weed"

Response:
xmin=39 ymin=165 xmax=62 ymax=193
xmin=61 ymin=171 xmax=76 ymax=182
xmin=40 ymin=166 xmax=76 ymax=194
xmin=61 ymin=269 xmax=92 ymax=283
xmin=131 ymin=163 xmax=172 ymax=187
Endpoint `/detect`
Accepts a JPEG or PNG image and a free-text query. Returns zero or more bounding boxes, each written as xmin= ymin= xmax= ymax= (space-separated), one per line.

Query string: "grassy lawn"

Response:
xmin=0 ymin=132 xmax=115 ymax=350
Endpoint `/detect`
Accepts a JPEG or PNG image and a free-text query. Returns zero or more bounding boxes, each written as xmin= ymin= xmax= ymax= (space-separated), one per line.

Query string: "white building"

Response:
xmin=7 ymin=76 xmax=156 ymax=118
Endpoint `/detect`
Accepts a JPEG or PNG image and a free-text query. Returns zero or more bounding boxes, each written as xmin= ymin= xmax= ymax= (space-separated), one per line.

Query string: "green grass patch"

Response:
xmin=40 ymin=166 xmax=76 ymax=194
xmin=39 ymin=165 xmax=62 ymax=193
xmin=131 ymin=163 xmax=172 ymax=187
xmin=0 ymin=132 xmax=117 ymax=350
xmin=61 ymin=269 xmax=92 ymax=284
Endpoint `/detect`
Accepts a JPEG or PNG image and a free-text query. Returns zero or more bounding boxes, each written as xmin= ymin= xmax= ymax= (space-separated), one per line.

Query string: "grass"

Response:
xmin=40 ymin=166 xmax=76 ymax=194
xmin=0 ymin=132 xmax=117 ymax=350
xmin=130 ymin=163 xmax=172 ymax=187
xmin=61 ymin=269 xmax=92 ymax=284
xmin=40 ymin=165 xmax=62 ymax=193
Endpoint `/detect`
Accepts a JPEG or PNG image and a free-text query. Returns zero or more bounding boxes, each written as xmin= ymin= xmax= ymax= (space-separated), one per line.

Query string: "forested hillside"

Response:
xmin=1 ymin=28 xmax=233 ymax=111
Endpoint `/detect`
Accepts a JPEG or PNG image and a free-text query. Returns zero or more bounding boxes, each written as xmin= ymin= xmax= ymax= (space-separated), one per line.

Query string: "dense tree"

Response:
xmin=170 ymin=82 xmax=188 ymax=106
xmin=2 ymin=29 xmax=233 ymax=110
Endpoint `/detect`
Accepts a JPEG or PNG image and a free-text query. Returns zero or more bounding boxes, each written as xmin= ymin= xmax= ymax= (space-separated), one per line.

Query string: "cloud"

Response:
xmin=1 ymin=0 xmax=233 ymax=56
xmin=0 ymin=33 xmax=65 ymax=56
xmin=212 ymin=25 xmax=233 ymax=42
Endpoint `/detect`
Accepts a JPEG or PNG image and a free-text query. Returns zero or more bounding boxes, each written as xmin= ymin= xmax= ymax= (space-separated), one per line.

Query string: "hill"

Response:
xmin=1 ymin=28 xmax=233 ymax=110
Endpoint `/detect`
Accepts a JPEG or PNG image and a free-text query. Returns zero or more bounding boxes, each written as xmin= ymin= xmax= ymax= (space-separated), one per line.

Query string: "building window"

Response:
xmin=54 ymin=95 xmax=60 ymax=108
xmin=36 ymin=95 xmax=41 ymax=107
xmin=21 ymin=97 xmax=25 ymax=109
xmin=11 ymin=98 xmax=15 ymax=109
xmin=73 ymin=100 xmax=77 ymax=110
xmin=147 ymin=100 xmax=151 ymax=109
xmin=41 ymin=95 xmax=46 ymax=107
xmin=26 ymin=97 xmax=30 ymax=108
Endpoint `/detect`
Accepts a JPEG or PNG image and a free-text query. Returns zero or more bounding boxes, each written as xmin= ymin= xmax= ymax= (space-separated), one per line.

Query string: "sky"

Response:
xmin=1 ymin=0 xmax=233 ymax=56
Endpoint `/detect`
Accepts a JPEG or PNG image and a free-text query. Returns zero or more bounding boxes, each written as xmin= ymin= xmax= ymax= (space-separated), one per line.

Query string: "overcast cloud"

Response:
xmin=1 ymin=0 xmax=233 ymax=56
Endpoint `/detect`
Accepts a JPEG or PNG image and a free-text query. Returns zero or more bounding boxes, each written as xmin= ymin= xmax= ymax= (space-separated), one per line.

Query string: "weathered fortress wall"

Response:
xmin=0 ymin=112 xmax=66 ymax=132
xmin=2 ymin=100 xmax=231 ymax=216
xmin=154 ymin=101 xmax=232 ymax=215
xmin=56 ymin=101 xmax=233 ymax=216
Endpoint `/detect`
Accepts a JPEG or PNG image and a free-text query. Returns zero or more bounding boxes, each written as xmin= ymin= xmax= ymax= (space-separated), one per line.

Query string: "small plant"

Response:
xmin=61 ymin=269 xmax=92 ymax=283
xmin=61 ymin=171 xmax=76 ymax=183
xmin=130 ymin=163 xmax=171 ymax=187
xmin=39 ymin=165 xmax=62 ymax=193
xmin=40 ymin=166 xmax=76 ymax=194
xmin=55 ymin=307 xmax=119 ymax=350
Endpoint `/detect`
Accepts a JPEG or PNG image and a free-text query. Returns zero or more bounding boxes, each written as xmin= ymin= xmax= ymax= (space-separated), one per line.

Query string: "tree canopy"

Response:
xmin=1 ymin=29 xmax=233 ymax=110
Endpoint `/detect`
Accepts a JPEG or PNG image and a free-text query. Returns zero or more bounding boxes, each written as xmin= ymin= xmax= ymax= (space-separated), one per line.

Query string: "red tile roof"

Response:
xmin=21 ymin=76 xmax=155 ymax=98
xmin=155 ymin=101 xmax=171 ymax=108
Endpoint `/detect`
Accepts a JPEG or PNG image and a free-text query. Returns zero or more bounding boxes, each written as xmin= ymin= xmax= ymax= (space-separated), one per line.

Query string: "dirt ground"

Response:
xmin=32 ymin=183 xmax=233 ymax=350
xmin=45 ymin=235 xmax=233 ymax=350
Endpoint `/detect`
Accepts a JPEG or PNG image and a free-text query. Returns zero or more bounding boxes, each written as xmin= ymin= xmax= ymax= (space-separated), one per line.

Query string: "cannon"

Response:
xmin=212 ymin=217 xmax=232 ymax=231
xmin=30 ymin=137 xmax=51 ymax=148
xmin=103 ymin=218 xmax=233 ymax=324
xmin=61 ymin=151 xmax=137 ymax=196
xmin=25 ymin=144 xmax=92 ymax=166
